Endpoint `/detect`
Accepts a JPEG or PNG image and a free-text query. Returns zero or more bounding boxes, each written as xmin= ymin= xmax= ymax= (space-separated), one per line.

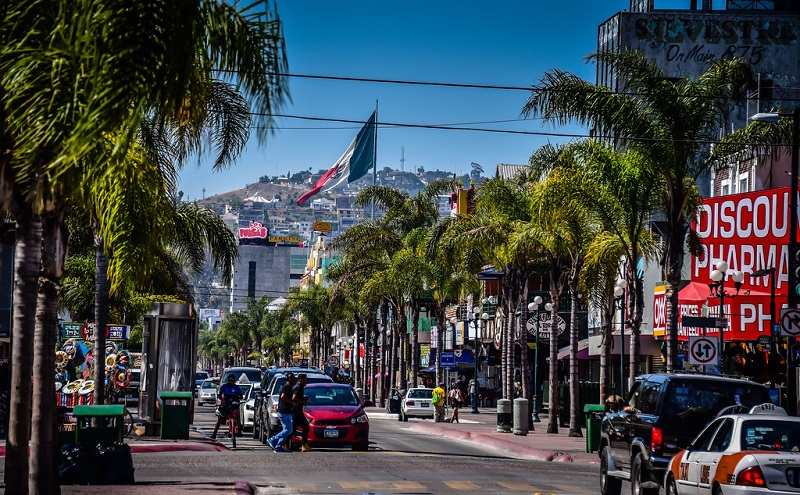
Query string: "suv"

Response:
xmin=599 ymin=372 xmax=772 ymax=495
xmin=221 ymin=367 xmax=263 ymax=389
xmin=256 ymin=371 xmax=332 ymax=444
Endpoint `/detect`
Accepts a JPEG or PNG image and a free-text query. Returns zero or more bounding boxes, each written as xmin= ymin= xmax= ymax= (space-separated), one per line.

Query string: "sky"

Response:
xmin=177 ymin=0 xmax=690 ymax=201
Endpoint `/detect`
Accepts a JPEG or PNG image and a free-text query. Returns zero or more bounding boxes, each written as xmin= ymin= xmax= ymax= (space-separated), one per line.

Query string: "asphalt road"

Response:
xmin=135 ymin=401 xmax=601 ymax=494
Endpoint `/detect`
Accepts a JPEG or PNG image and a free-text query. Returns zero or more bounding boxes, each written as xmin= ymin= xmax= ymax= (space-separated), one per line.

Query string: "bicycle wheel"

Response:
xmin=229 ymin=418 xmax=236 ymax=448
xmin=123 ymin=408 xmax=135 ymax=437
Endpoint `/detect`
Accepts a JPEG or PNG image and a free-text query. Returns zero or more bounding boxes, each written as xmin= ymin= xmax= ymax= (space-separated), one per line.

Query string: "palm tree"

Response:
xmin=522 ymin=49 xmax=754 ymax=371
xmin=2 ymin=2 xmax=287 ymax=491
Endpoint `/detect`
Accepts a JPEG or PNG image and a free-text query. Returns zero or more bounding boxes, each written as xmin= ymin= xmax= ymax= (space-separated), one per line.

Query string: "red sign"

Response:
xmin=693 ymin=186 xmax=796 ymax=293
xmin=238 ymin=221 xmax=268 ymax=240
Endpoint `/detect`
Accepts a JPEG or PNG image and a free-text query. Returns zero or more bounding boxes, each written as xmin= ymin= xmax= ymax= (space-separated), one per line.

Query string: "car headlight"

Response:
xmin=269 ymin=405 xmax=276 ymax=413
xmin=350 ymin=414 xmax=368 ymax=424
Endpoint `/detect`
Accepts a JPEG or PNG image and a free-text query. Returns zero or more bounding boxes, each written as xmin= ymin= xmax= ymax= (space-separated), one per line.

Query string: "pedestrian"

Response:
xmin=292 ymin=373 xmax=312 ymax=452
xmin=432 ymin=382 xmax=446 ymax=422
xmin=267 ymin=372 xmax=296 ymax=452
xmin=468 ymin=377 xmax=479 ymax=410
xmin=448 ymin=385 xmax=465 ymax=423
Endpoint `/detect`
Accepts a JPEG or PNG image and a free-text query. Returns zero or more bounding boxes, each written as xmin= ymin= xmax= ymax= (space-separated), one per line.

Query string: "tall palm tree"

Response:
xmin=522 ymin=50 xmax=754 ymax=371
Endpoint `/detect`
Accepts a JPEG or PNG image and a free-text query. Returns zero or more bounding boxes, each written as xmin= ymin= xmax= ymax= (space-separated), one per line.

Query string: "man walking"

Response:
xmin=292 ymin=373 xmax=312 ymax=452
xmin=268 ymin=372 xmax=296 ymax=452
xmin=432 ymin=382 xmax=446 ymax=423
xmin=468 ymin=378 xmax=479 ymax=411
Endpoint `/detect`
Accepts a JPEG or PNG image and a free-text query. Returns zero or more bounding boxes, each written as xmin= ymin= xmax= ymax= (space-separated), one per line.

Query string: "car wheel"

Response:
xmin=631 ymin=454 xmax=658 ymax=495
xmin=664 ymin=474 xmax=679 ymax=495
xmin=352 ymin=442 xmax=369 ymax=452
xmin=258 ymin=419 xmax=268 ymax=444
xmin=600 ymin=446 xmax=622 ymax=495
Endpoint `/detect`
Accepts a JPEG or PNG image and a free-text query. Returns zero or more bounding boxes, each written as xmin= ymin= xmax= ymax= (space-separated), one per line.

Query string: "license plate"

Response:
xmin=421 ymin=403 xmax=429 ymax=407
xmin=324 ymin=429 xmax=339 ymax=438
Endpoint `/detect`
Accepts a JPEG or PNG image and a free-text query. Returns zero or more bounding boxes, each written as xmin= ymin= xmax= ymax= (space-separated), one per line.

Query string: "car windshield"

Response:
xmin=741 ymin=420 xmax=800 ymax=452
xmin=307 ymin=387 xmax=359 ymax=406
xmin=664 ymin=380 xmax=772 ymax=416
xmin=201 ymin=380 xmax=216 ymax=390
xmin=271 ymin=375 xmax=332 ymax=394
xmin=195 ymin=372 xmax=208 ymax=381
xmin=407 ymin=389 xmax=432 ymax=399
xmin=225 ymin=369 xmax=262 ymax=383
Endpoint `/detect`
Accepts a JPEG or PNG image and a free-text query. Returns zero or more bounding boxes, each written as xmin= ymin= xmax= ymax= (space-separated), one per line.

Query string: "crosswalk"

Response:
xmin=254 ymin=480 xmax=595 ymax=494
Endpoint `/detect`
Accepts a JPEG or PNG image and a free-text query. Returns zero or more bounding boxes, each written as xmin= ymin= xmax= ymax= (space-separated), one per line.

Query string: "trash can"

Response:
xmin=159 ymin=391 xmax=193 ymax=440
xmin=387 ymin=388 xmax=402 ymax=414
xmin=73 ymin=404 xmax=126 ymax=446
xmin=584 ymin=404 xmax=606 ymax=453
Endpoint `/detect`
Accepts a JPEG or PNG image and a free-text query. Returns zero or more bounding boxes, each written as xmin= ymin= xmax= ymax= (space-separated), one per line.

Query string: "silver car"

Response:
xmin=398 ymin=387 xmax=434 ymax=421
xmin=196 ymin=378 xmax=218 ymax=406
xmin=238 ymin=384 xmax=256 ymax=431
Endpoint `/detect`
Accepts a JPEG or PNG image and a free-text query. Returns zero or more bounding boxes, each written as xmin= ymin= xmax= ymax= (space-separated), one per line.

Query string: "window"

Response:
xmin=709 ymin=419 xmax=734 ymax=452
xmin=248 ymin=261 xmax=257 ymax=299
xmin=741 ymin=420 xmax=800 ymax=452
xmin=637 ymin=382 xmax=662 ymax=414
xmin=691 ymin=419 xmax=723 ymax=451
xmin=626 ymin=381 xmax=643 ymax=410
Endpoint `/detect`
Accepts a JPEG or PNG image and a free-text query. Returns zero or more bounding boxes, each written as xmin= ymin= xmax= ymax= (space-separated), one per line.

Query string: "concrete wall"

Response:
xmin=230 ymin=245 xmax=291 ymax=313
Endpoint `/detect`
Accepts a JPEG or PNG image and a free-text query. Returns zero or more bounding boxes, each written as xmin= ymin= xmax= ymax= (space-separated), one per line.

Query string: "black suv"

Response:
xmin=599 ymin=372 xmax=772 ymax=495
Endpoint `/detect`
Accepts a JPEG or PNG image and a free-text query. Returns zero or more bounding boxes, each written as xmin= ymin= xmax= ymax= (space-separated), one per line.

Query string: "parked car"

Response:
xmin=259 ymin=372 xmax=333 ymax=443
xmin=288 ymin=382 xmax=369 ymax=451
xmin=664 ymin=402 xmax=800 ymax=495
xmin=221 ymin=367 xmax=262 ymax=392
xmin=398 ymin=387 xmax=434 ymax=422
xmin=253 ymin=367 xmax=326 ymax=443
xmin=600 ymin=372 xmax=772 ymax=495
xmin=196 ymin=378 xmax=219 ymax=406
xmin=195 ymin=370 xmax=210 ymax=393
xmin=238 ymin=383 xmax=256 ymax=431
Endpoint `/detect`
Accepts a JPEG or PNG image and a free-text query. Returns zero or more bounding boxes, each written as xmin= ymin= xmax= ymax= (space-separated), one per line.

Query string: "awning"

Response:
xmin=419 ymin=364 xmax=468 ymax=374
xmin=555 ymin=339 xmax=594 ymax=360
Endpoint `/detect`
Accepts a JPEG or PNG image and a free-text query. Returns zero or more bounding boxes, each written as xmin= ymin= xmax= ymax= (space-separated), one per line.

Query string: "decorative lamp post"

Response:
xmin=527 ymin=296 xmax=553 ymax=422
xmin=471 ymin=305 xmax=481 ymax=411
xmin=709 ymin=260 xmax=744 ymax=370
xmin=614 ymin=279 xmax=626 ymax=397
xmin=751 ymin=108 xmax=799 ymax=415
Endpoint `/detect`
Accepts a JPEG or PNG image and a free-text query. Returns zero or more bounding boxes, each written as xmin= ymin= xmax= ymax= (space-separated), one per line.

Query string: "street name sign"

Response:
xmin=440 ymin=351 xmax=455 ymax=369
xmin=689 ymin=336 xmax=718 ymax=365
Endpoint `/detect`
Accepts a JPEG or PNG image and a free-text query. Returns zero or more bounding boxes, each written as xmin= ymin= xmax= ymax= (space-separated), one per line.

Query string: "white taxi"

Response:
xmin=665 ymin=403 xmax=800 ymax=494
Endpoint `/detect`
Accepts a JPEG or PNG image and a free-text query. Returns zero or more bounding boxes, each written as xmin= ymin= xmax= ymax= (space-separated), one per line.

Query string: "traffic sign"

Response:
xmin=440 ymin=351 xmax=455 ymax=369
xmin=780 ymin=308 xmax=800 ymax=336
xmin=327 ymin=354 xmax=340 ymax=367
xmin=688 ymin=336 xmax=718 ymax=365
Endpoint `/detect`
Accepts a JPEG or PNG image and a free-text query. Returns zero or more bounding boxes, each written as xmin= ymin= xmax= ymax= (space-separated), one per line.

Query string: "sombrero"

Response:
xmin=63 ymin=380 xmax=83 ymax=394
xmin=79 ymin=380 xmax=95 ymax=395
xmin=115 ymin=369 xmax=130 ymax=388
xmin=55 ymin=351 xmax=68 ymax=367
xmin=105 ymin=354 xmax=117 ymax=367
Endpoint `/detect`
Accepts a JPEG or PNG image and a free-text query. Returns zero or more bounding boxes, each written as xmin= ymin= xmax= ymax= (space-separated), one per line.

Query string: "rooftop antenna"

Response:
xmin=400 ymin=145 xmax=405 ymax=172
xmin=202 ymin=187 xmax=206 ymax=199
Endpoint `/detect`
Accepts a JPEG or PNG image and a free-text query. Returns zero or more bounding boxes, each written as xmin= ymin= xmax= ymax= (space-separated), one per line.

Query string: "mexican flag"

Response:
xmin=297 ymin=111 xmax=377 ymax=206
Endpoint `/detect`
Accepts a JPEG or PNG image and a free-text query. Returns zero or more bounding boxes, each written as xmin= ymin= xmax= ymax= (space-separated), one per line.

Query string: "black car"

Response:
xmin=599 ymin=372 xmax=772 ymax=495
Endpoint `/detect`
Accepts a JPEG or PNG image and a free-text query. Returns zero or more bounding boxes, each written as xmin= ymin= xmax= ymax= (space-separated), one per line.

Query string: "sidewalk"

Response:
xmin=366 ymin=405 xmax=600 ymax=465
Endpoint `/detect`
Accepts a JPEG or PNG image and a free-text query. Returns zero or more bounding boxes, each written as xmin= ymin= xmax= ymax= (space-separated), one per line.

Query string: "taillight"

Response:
xmin=406 ymin=400 xmax=415 ymax=407
xmin=651 ymin=427 xmax=662 ymax=451
xmin=736 ymin=466 xmax=766 ymax=487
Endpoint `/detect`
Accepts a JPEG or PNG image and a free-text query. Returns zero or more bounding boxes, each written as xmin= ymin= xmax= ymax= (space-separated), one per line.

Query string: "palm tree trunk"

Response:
xmin=435 ymin=304 xmax=445 ymax=390
xmin=94 ymin=228 xmax=109 ymax=406
xmin=568 ymin=278 xmax=583 ymax=438
xmin=410 ymin=302 xmax=419 ymax=388
xmin=30 ymin=210 xmax=67 ymax=495
xmin=5 ymin=213 xmax=43 ymax=495
xmin=389 ymin=304 xmax=398 ymax=391
xmin=398 ymin=309 xmax=408 ymax=389
xmin=599 ymin=292 xmax=614 ymax=404
xmin=519 ymin=270 xmax=531 ymax=411
xmin=547 ymin=257 xmax=567 ymax=434
xmin=664 ymin=214 xmax=687 ymax=372
xmin=378 ymin=299 xmax=388 ymax=407
xmin=628 ymin=270 xmax=644 ymax=387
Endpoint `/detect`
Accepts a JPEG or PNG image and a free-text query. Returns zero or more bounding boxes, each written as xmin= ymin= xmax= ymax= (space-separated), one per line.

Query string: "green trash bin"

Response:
xmin=583 ymin=404 xmax=606 ymax=453
xmin=160 ymin=391 xmax=193 ymax=440
xmin=73 ymin=404 xmax=126 ymax=446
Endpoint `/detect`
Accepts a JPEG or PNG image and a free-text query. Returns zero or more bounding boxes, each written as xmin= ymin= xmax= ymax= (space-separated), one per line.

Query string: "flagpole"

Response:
xmin=371 ymin=100 xmax=378 ymax=220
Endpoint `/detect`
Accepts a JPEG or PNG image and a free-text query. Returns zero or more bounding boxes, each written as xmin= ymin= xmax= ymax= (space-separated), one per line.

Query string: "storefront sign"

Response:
xmin=238 ymin=220 xmax=269 ymax=245
xmin=313 ymin=221 xmax=332 ymax=233
xmin=61 ymin=322 xmax=129 ymax=342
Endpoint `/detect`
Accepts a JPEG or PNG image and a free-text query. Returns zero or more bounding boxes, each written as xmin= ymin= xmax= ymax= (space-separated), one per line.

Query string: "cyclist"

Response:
xmin=211 ymin=374 xmax=243 ymax=439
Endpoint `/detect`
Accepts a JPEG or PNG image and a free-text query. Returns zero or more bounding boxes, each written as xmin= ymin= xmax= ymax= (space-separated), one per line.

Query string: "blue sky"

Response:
xmin=177 ymin=1 xmax=671 ymax=200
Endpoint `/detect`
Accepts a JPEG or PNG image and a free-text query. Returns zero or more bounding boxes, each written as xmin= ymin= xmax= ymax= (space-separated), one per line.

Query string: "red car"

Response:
xmin=291 ymin=383 xmax=369 ymax=451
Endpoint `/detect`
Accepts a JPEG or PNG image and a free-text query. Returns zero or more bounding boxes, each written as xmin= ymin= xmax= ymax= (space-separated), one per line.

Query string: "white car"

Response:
xmin=398 ymin=387 xmax=434 ymax=422
xmin=196 ymin=378 xmax=218 ymax=406
xmin=238 ymin=384 xmax=255 ymax=431
xmin=665 ymin=403 xmax=800 ymax=495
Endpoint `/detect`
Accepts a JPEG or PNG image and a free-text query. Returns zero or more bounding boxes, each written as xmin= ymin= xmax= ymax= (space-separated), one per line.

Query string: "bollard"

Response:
xmin=496 ymin=399 xmax=512 ymax=432
xmin=513 ymin=398 xmax=529 ymax=435
xmin=355 ymin=387 xmax=364 ymax=402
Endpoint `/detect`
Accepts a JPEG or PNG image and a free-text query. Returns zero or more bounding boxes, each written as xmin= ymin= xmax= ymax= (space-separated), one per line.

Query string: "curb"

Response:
xmin=409 ymin=423 xmax=558 ymax=462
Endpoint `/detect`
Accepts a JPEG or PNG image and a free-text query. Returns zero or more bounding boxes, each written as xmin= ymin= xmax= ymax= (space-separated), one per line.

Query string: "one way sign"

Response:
xmin=689 ymin=336 xmax=719 ymax=366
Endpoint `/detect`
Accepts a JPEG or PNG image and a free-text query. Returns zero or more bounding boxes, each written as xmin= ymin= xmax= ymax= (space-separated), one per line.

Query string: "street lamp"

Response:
xmin=751 ymin=108 xmax=799 ymax=415
xmin=614 ymin=279 xmax=626 ymax=397
xmin=709 ymin=260 xmax=744 ymax=371
xmin=527 ymin=296 xmax=553 ymax=422
xmin=470 ymin=305 xmax=482 ymax=414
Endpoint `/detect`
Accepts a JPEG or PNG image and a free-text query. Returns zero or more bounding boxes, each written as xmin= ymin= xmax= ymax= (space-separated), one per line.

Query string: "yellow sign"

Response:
xmin=269 ymin=236 xmax=303 ymax=243
xmin=313 ymin=221 xmax=332 ymax=233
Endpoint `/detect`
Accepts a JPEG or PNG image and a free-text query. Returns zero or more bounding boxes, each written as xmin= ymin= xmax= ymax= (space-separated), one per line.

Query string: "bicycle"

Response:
xmin=217 ymin=400 xmax=241 ymax=448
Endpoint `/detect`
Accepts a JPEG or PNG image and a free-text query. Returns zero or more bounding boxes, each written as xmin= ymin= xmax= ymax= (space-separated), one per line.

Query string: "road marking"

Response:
xmin=499 ymin=482 xmax=540 ymax=491
xmin=393 ymin=481 xmax=426 ymax=489
xmin=338 ymin=481 xmax=371 ymax=489
xmin=444 ymin=480 xmax=482 ymax=490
